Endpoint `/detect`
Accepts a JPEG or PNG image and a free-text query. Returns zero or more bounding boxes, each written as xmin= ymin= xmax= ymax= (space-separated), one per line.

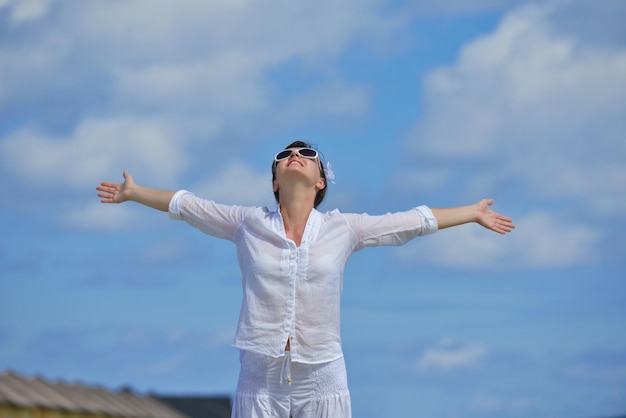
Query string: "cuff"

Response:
xmin=168 ymin=190 xmax=190 ymax=220
xmin=416 ymin=205 xmax=438 ymax=234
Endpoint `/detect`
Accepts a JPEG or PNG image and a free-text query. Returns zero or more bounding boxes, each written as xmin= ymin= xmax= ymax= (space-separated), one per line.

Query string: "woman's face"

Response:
xmin=273 ymin=147 xmax=325 ymax=190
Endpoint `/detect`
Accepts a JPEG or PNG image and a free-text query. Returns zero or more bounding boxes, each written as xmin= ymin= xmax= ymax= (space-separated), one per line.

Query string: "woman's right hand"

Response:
xmin=97 ymin=170 xmax=134 ymax=204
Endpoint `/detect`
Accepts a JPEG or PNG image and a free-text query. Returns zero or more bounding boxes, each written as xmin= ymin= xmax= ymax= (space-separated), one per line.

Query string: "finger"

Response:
xmin=98 ymin=182 xmax=119 ymax=192
xmin=96 ymin=187 xmax=114 ymax=195
xmin=492 ymin=225 xmax=507 ymax=234
xmin=496 ymin=226 xmax=513 ymax=234
xmin=496 ymin=214 xmax=514 ymax=223
xmin=494 ymin=220 xmax=515 ymax=234
xmin=103 ymin=181 xmax=120 ymax=187
xmin=498 ymin=216 xmax=515 ymax=228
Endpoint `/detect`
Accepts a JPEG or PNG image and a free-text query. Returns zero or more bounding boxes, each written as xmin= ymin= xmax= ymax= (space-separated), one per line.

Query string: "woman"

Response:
xmin=96 ymin=140 xmax=515 ymax=418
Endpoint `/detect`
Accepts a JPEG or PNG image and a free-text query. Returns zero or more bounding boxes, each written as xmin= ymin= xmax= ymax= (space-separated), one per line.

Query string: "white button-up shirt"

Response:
xmin=169 ymin=190 xmax=438 ymax=364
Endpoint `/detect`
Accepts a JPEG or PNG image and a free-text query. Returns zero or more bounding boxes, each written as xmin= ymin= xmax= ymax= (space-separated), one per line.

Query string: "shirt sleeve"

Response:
xmin=168 ymin=190 xmax=256 ymax=241
xmin=416 ymin=205 xmax=438 ymax=234
xmin=343 ymin=205 xmax=438 ymax=250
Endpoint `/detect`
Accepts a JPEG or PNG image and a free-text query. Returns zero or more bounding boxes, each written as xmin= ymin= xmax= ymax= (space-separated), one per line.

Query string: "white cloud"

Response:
xmin=0 ymin=0 xmax=389 ymax=116
xmin=409 ymin=0 xmax=528 ymax=15
xmin=0 ymin=116 xmax=188 ymax=189
xmin=565 ymin=348 xmax=626 ymax=383
xmin=192 ymin=160 xmax=275 ymax=207
xmin=392 ymin=168 xmax=450 ymax=191
xmin=0 ymin=0 xmax=390 ymax=193
xmin=506 ymin=211 xmax=602 ymax=267
xmin=138 ymin=238 xmax=190 ymax=265
xmin=468 ymin=393 xmax=534 ymax=414
xmin=142 ymin=354 xmax=186 ymax=375
xmin=397 ymin=210 xmax=601 ymax=269
xmin=112 ymin=52 xmax=268 ymax=115
xmin=0 ymin=0 xmax=53 ymax=23
xmin=416 ymin=338 xmax=488 ymax=374
xmin=566 ymin=362 xmax=626 ymax=382
xmin=202 ymin=327 xmax=237 ymax=348
xmin=278 ymin=82 xmax=370 ymax=124
xmin=405 ymin=1 xmax=626 ymax=215
xmin=63 ymin=202 xmax=144 ymax=232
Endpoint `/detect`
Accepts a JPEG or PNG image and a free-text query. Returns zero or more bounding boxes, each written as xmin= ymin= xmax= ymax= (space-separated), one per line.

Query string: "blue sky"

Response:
xmin=1 ymin=0 xmax=625 ymax=417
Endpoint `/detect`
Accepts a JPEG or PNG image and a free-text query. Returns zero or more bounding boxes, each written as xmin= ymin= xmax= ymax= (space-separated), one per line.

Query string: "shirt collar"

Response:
xmin=272 ymin=207 xmax=323 ymax=243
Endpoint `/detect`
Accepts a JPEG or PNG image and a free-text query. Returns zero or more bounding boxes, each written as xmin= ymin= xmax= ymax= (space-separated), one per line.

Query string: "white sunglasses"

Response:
xmin=274 ymin=148 xmax=318 ymax=162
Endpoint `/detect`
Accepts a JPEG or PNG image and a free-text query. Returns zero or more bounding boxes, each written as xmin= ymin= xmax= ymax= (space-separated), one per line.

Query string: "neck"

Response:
xmin=279 ymin=195 xmax=314 ymax=225
xmin=278 ymin=186 xmax=316 ymax=244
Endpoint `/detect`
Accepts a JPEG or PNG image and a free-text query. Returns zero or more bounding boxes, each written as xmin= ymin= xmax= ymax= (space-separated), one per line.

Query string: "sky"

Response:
xmin=1 ymin=0 xmax=625 ymax=417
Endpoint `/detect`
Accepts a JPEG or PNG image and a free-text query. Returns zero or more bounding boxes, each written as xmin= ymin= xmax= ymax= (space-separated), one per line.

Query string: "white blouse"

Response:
xmin=169 ymin=190 xmax=438 ymax=364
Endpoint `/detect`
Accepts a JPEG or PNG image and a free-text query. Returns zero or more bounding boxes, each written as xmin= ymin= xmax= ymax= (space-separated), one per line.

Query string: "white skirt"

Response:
xmin=232 ymin=350 xmax=352 ymax=418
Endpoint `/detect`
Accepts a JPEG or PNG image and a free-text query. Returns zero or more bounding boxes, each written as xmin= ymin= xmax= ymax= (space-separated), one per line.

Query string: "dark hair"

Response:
xmin=272 ymin=140 xmax=327 ymax=208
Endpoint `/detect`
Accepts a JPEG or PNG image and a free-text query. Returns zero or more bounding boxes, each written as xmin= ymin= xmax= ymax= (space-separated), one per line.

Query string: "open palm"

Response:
xmin=476 ymin=198 xmax=515 ymax=234
xmin=96 ymin=170 xmax=134 ymax=204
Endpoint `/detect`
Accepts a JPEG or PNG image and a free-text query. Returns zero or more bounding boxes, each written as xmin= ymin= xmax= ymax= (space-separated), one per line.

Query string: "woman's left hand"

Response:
xmin=476 ymin=199 xmax=515 ymax=234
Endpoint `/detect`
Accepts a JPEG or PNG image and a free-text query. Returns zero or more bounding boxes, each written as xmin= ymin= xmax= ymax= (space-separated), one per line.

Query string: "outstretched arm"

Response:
xmin=96 ymin=170 xmax=176 ymax=212
xmin=431 ymin=199 xmax=515 ymax=234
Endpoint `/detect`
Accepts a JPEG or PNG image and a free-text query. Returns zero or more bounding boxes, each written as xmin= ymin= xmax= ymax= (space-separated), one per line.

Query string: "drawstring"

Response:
xmin=280 ymin=351 xmax=292 ymax=385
